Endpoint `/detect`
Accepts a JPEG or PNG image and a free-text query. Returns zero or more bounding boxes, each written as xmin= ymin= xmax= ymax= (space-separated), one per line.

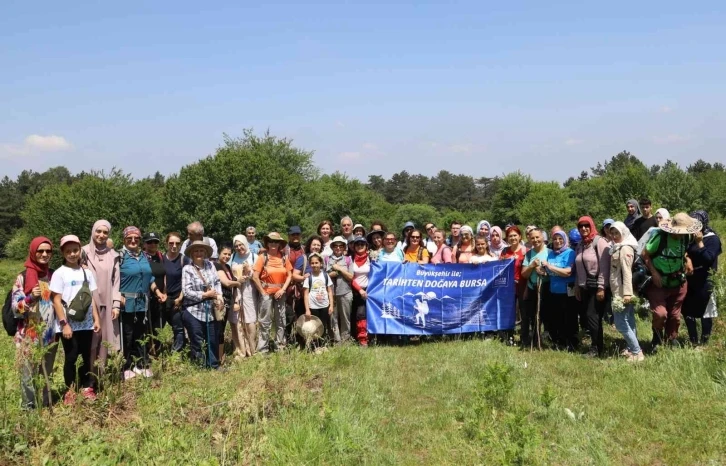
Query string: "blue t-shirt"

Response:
xmin=294 ymin=255 xmax=313 ymax=275
xmin=248 ymin=240 xmax=263 ymax=255
xmin=522 ymin=248 xmax=550 ymax=290
xmin=378 ymin=248 xmax=404 ymax=263
xmin=546 ymin=249 xmax=575 ymax=294
xmin=119 ymin=251 xmax=155 ymax=313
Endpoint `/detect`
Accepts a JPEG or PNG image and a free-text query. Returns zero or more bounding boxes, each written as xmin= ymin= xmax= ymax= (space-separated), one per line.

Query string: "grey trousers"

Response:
xmin=331 ymin=292 xmax=353 ymax=343
xmin=257 ymin=294 xmax=286 ymax=352
xmin=20 ymin=343 xmax=58 ymax=409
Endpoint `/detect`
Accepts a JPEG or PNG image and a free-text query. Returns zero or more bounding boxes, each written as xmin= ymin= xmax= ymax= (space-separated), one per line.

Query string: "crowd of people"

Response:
xmin=6 ymin=199 xmax=722 ymax=409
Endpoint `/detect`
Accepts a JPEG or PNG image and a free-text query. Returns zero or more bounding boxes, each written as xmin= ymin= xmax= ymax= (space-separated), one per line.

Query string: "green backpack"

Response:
xmin=64 ymin=269 xmax=93 ymax=322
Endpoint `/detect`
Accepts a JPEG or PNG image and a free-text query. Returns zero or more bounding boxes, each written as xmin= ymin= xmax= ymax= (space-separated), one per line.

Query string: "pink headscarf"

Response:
xmin=86 ymin=219 xmax=112 ymax=261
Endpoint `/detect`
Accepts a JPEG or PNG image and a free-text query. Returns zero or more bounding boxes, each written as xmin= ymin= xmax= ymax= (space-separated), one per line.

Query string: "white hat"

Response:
xmin=295 ymin=315 xmax=324 ymax=341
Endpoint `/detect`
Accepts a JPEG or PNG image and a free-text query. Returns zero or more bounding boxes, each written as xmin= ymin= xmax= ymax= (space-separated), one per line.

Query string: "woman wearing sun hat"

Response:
xmin=643 ymin=212 xmax=700 ymax=350
xmin=682 ymin=210 xmax=722 ymax=345
xmin=181 ymin=239 xmax=223 ymax=368
xmin=252 ymin=232 xmax=293 ymax=353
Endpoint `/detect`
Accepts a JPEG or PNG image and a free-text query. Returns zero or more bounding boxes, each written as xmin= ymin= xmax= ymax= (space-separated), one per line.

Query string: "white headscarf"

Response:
xmin=609 ymin=221 xmax=638 ymax=255
xmin=655 ymin=208 xmax=670 ymax=221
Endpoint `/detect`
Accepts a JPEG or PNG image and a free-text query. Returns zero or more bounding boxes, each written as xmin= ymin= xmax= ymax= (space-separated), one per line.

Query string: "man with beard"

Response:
xmin=285 ymin=226 xmax=305 ymax=342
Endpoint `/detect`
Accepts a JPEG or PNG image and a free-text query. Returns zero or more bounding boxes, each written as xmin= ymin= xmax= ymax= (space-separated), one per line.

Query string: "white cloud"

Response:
xmin=0 ymin=134 xmax=73 ymax=159
xmin=362 ymin=142 xmax=378 ymax=150
xmin=25 ymin=134 xmax=72 ymax=151
xmin=449 ymin=144 xmax=473 ymax=154
xmin=564 ymin=138 xmax=583 ymax=146
xmin=653 ymin=134 xmax=690 ymax=145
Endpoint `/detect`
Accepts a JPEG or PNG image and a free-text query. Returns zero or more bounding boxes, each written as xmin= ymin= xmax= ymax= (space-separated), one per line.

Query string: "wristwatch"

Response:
xmin=59 ymin=319 xmax=68 ymax=327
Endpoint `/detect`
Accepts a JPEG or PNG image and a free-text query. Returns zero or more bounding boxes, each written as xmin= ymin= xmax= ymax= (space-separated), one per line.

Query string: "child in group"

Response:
xmin=50 ymin=235 xmax=101 ymax=403
xmin=469 ymin=236 xmax=496 ymax=264
xmin=302 ymin=253 xmax=334 ymax=348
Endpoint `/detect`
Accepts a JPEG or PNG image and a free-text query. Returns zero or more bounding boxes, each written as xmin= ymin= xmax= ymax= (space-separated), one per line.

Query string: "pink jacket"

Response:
xmin=575 ymin=237 xmax=611 ymax=289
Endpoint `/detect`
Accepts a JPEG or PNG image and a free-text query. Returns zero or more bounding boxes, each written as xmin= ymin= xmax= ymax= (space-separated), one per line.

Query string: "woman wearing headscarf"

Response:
xmin=453 ymin=226 xmax=475 ymax=263
xmin=624 ymin=199 xmax=642 ymax=237
xmin=574 ymin=216 xmax=612 ymax=357
xmin=608 ymin=221 xmax=644 ymax=362
xmin=476 ymin=220 xmax=491 ymax=240
xmin=488 ymin=226 xmax=506 ymax=259
xmin=81 ymin=220 xmax=121 ymax=381
xmin=543 ymin=230 xmax=577 ymax=351
xmin=11 ymin=237 xmax=57 ymax=409
xmin=119 ymin=226 xmax=162 ymax=379
xmin=683 ymin=211 xmax=722 ymax=345
xmin=182 ymin=240 xmax=223 ymax=368
xmin=231 ymin=235 xmax=258 ymax=357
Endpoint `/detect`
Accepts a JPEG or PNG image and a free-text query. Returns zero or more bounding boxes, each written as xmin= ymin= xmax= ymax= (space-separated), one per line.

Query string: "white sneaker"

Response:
xmin=123 ymin=370 xmax=137 ymax=380
xmin=132 ymin=367 xmax=144 ymax=377
xmin=142 ymin=368 xmax=153 ymax=378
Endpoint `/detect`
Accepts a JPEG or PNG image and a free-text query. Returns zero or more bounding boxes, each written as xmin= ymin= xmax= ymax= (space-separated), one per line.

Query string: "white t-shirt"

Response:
xmin=470 ymin=255 xmax=496 ymax=264
xmin=50 ymin=265 xmax=98 ymax=332
xmin=303 ymin=272 xmax=332 ymax=309
xmin=350 ymin=258 xmax=370 ymax=289
xmin=426 ymin=240 xmax=438 ymax=255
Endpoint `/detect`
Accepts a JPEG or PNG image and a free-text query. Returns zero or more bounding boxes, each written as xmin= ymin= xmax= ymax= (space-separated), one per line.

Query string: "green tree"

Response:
xmin=391 ymin=204 xmax=440 ymax=235
xmin=489 ymin=172 xmax=532 ymax=226
xmin=517 ymin=182 xmax=577 ymax=228
xmin=654 ymin=161 xmax=703 ymax=213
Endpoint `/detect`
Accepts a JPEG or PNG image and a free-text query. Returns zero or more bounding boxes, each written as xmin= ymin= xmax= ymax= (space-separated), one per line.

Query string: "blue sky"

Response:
xmin=1 ymin=1 xmax=725 ymax=182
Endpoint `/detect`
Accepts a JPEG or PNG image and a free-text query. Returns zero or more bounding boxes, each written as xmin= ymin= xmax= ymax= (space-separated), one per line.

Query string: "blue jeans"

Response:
xmin=165 ymin=297 xmax=186 ymax=352
xmin=182 ymin=309 xmax=219 ymax=369
xmin=614 ymin=304 xmax=641 ymax=355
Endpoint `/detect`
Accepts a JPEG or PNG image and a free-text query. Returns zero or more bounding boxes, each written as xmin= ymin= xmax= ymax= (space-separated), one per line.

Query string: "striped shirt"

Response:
xmin=182 ymin=260 xmax=222 ymax=322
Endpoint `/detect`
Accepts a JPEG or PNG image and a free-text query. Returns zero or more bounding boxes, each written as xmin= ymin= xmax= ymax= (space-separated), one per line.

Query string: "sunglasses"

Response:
xmin=410 ymin=236 xmax=421 ymax=239
xmin=126 ymin=236 xmax=140 ymax=242
xmin=577 ymin=224 xmax=590 ymax=229
xmin=168 ymin=241 xmax=180 ymax=245
xmin=36 ymin=249 xmax=53 ymax=255
xmin=426 ymin=225 xmax=435 ymax=230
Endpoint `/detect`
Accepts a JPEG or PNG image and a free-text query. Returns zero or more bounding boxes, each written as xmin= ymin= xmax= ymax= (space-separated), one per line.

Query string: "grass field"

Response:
xmin=1 ymin=258 xmax=726 ymax=465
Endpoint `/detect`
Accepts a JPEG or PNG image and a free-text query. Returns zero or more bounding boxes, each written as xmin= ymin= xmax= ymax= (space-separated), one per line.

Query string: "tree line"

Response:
xmin=1 ymin=129 xmax=725 ymax=262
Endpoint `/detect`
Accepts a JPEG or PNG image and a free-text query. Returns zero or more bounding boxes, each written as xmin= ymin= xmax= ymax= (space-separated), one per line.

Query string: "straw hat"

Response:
xmin=263 ymin=232 xmax=288 ymax=247
xmin=184 ymin=239 xmax=213 ymax=257
xmin=659 ymin=212 xmax=702 ymax=235
xmin=295 ymin=315 xmax=324 ymax=340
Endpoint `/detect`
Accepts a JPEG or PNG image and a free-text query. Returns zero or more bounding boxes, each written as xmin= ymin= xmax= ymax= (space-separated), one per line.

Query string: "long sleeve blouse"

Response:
xmin=575 ymin=237 xmax=611 ymax=289
xmin=182 ymin=260 xmax=222 ymax=322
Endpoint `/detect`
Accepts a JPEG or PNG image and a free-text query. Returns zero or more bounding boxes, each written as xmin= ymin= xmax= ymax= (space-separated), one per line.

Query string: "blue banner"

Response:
xmin=366 ymin=260 xmax=516 ymax=335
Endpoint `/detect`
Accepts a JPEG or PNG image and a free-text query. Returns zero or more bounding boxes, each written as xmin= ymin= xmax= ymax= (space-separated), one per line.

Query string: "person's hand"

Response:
xmin=693 ymin=231 xmax=704 ymax=243
xmin=120 ymin=296 xmax=126 ymax=306
xmin=202 ymin=289 xmax=218 ymax=300
xmin=651 ymin=271 xmax=663 ymax=288
xmin=112 ymin=308 xmax=120 ymax=320
xmin=62 ymin=324 xmax=73 ymax=340
xmin=360 ymin=290 xmax=368 ymax=300
xmin=596 ymin=289 xmax=605 ymax=301
xmin=31 ymin=286 xmax=41 ymax=299
xmin=623 ymin=296 xmax=632 ymax=305
xmin=533 ymin=258 xmax=541 ymax=268
xmin=174 ymin=297 xmax=182 ymax=310
xmin=685 ymin=257 xmax=694 ymax=276
xmin=93 ymin=319 xmax=101 ymax=333
xmin=158 ymin=292 xmax=167 ymax=303
xmin=574 ymin=286 xmax=581 ymax=302
xmin=273 ymin=289 xmax=285 ymax=300
xmin=305 ymin=311 xmax=311 ymax=318
xmin=328 ymin=305 xmax=334 ymax=316
xmin=303 ymin=273 xmax=310 ymax=280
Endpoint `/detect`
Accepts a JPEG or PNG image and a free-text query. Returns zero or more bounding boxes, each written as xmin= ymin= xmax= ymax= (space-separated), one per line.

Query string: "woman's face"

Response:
xmin=319 ymin=224 xmax=332 ymax=238
xmin=234 ymin=241 xmax=248 ymax=255
xmin=354 ymin=227 xmax=365 ymax=237
xmin=354 ymin=242 xmax=367 ymax=254
xmin=124 ymin=234 xmax=141 ymax=252
xmin=372 ymin=234 xmax=383 ymax=248
xmin=530 ymin=231 xmax=544 ymax=249
xmin=34 ymin=242 xmax=53 ymax=265
xmin=627 ymin=203 xmax=637 ymax=215
xmin=145 ymin=241 xmax=159 ymax=255
xmin=655 ymin=213 xmax=664 ymax=223
xmin=268 ymin=241 xmax=282 ymax=253
xmin=93 ymin=226 xmax=109 ymax=247
xmin=167 ymin=235 xmax=182 ymax=255
xmin=191 ymin=248 xmax=206 ymax=262
xmin=610 ymin=227 xmax=622 ymax=244
xmin=403 ymin=227 xmax=413 ymax=238
xmin=552 ymin=235 xmax=564 ymax=250
xmin=491 ymin=230 xmax=501 ymax=243
xmin=434 ymin=231 xmax=444 ymax=246
xmin=332 ymin=243 xmax=346 ymax=256
xmin=384 ymin=235 xmax=397 ymax=251
xmin=479 ymin=224 xmax=489 ymax=236
xmin=62 ymin=243 xmax=81 ymax=265
xmin=461 ymin=230 xmax=472 ymax=244
xmin=577 ymin=222 xmax=591 ymax=238
xmin=309 ymin=239 xmax=322 ymax=253
xmin=409 ymin=231 xmax=422 ymax=247
xmin=475 ymin=239 xmax=488 ymax=254
xmin=507 ymin=231 xmax=521 ymax=247
xmin=219 ymin=248 xmax=232 ymax=264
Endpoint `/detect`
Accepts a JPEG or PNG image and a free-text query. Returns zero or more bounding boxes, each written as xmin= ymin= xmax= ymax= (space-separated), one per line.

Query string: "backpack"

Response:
xmin=63 ymin=268 xmax=93 ymax=322
xmin=261 ymin=252 xmax=288 ymax=279
xmin=307 ymin=272 xmax=330 ymax=290
xmin=3 ymin=270 xmax=26 ymax=336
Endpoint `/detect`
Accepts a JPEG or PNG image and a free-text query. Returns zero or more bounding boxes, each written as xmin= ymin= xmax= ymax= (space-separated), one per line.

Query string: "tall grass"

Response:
xmin=1 ymin=258 xmax=725 ymax=465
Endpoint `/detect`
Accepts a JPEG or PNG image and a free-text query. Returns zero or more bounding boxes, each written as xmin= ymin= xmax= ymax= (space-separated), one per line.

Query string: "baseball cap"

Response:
xmin=143 ymin=232 xmax=161 ymax=243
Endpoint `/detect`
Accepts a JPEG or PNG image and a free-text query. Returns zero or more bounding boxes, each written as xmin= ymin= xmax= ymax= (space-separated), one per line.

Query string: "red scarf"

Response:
xmin=24 ymin=236 xmax=53 ymax=295
xmin=354 ymin=250 xmax=368 ymax=267
xmin=578 ymin=216 xmax=598 ymax=245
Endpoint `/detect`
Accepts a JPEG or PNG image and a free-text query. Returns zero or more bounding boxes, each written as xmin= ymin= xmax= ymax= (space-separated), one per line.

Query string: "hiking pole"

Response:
xmin=205 ymin=299 xmax=212 ymax=368
xmin=119 ymin=314 xmax=125 ymax=379
xmin=535 ymin=276 xmax=542 ymax=351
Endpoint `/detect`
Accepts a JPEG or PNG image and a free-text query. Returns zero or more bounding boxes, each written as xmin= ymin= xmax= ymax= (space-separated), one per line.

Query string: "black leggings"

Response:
xmin=580 ymin=287 xmax=610 ymax=354
xmin=121 ymin=312 xmax=148 ymax=370
xmin=60 ymin=330 xmax=93 ymax=389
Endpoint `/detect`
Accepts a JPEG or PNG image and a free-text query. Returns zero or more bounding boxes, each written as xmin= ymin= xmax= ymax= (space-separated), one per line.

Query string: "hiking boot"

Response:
xmin=63 ymin=390 xmax=76 ymax=405
xmin=81 ymin=387 xmax=97 ymax=401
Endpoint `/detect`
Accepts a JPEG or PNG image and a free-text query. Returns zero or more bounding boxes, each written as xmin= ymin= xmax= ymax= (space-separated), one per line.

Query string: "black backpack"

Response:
xmin=2 ymin=271 xmax=26 ymax=337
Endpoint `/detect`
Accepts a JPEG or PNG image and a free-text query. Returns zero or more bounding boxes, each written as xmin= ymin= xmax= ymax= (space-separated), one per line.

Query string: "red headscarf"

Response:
xmin=24 ymin=236 xmax=53 ymax=295
xmin=578 ymin=216 xmax=598 ymax=245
